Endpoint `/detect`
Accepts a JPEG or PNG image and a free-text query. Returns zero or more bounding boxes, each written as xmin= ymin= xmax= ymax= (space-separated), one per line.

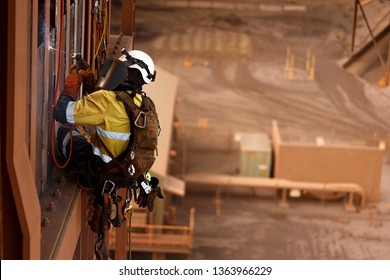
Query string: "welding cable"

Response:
xmin=91 ymin=1 xmax=108 ymax=68
xmin=50 ymin=0 xmax=74 ymax=169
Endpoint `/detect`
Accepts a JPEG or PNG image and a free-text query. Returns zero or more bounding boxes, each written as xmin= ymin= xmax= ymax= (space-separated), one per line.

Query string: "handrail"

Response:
xmin=130 ymin=208 xmax=196 ymax=256
xmin=184 ymin=173 xmax=366 ymax=211
xmin=132 ymin=224 xmax=191 ymax=231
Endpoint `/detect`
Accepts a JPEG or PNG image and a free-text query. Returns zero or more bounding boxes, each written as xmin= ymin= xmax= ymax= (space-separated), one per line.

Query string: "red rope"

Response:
xmin=51 ymin=0 xmax=73 ymax=169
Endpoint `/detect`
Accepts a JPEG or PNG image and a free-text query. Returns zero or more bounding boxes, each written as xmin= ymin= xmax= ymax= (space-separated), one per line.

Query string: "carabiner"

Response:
xmin=101 ymin=180 xmax=115 ymax=196
xmin=134 ymin=111 xmax=146 ymax=128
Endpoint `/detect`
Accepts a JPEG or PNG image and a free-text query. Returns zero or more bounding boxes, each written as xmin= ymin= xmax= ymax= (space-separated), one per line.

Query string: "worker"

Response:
xmin=54 ymin=49 xmax=163 ymax=215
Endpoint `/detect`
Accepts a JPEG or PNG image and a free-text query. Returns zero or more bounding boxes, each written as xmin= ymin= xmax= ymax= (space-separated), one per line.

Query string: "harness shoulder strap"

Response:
xmin=115 ymin=91 xmax=138 ymax=147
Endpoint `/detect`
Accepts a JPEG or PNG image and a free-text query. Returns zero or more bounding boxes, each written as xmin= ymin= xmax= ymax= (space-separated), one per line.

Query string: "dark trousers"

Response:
xmin=57 ymin=124 xmax=93 ymax=169
xmin=56 ymin=125 xmax=130 ymax=196
xmin=57 ymin=124 xmax=105 ymax=190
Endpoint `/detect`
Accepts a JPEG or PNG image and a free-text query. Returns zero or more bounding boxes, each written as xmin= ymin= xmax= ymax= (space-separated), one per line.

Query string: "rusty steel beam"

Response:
xmin=351 ymin=0 xmax=358 ymax=54
xmin=80 ymin=190 xmax=96 ymax=259
xmin=6 ymin=0 xmax=41 ymax=259
xmin=356 ymin=0 xmax=387 ymax=71
xmin=122 ymin=0 xmax=135 ymax=37
xmin=53 ymin=190 xmax=82 ymax=259
xmin=385 ymin=23 xmax=390 ymax=87
xmin=30 ymin=0 xmax=38 ymax=186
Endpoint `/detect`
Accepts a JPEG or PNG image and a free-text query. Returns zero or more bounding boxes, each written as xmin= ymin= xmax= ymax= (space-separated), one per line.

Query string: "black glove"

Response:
xmin=75 ymin=58 xmax=96 ymax=94
xmin=136 ymin=176 xmax=164 ymax=212
xmin=75 ymin=57 xmax=90 ymax=72
xmin=136 ymin=183 xmax=148 ymax=209
xmin=147 ymin=177 xmax=164 ymax=212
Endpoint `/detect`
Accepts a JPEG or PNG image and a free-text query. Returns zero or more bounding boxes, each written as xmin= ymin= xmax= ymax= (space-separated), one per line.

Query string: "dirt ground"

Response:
xmin=129 ymin=0 xmax=390 ymax=260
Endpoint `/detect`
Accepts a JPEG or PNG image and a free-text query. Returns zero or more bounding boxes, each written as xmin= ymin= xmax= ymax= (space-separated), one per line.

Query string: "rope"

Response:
xmin=92 ymin=2 xmax=108 ymax=69
xmin=94 ymin=192 xmax=111 ymax=260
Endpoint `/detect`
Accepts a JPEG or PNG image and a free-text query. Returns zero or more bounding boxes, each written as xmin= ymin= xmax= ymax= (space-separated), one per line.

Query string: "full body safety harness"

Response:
xmin=91 ymin=173 xmax=157 ymax=260
xmin=93 ymin=179 xmax=132 ymax=260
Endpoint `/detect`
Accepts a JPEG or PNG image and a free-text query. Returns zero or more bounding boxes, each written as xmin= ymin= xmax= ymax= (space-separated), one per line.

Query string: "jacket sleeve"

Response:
xmin=63 ymin=90 xmax=110 ymax=125
xmin=55 ymin=96 xmax=73 ymax=124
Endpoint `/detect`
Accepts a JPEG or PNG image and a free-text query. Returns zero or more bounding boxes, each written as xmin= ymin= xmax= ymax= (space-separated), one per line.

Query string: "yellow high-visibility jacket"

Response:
xmin=65 ymin=90 xmax=142 ymax=163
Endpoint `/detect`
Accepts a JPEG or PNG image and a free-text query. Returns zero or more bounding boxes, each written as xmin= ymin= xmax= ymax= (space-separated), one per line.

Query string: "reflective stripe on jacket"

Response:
xmin=59 ymin=90 xmax=142 ymax=163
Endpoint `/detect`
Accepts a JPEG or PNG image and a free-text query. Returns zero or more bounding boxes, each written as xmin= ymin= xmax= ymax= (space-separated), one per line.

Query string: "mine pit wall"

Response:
xmin=272 ymin=121 xmax=384 ymax=204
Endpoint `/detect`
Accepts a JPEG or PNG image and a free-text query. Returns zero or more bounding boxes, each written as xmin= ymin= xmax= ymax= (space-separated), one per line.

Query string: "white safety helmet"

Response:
xmin=96 ymin=49 xmax=156 ymax=90
xmin=119 ymin=49 xmax=156 ymax=84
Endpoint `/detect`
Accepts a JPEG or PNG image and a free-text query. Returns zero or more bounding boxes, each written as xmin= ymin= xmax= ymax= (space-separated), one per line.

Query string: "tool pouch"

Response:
xmin=110 ymin=197 xmax=123 ymax=228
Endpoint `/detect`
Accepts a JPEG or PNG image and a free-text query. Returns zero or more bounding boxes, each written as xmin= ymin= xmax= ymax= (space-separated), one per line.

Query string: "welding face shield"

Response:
xmin=95 ymin=59 xmax=129 ymax=90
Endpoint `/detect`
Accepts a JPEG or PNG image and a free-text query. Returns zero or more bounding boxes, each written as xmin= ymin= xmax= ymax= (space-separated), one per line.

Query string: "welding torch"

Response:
xmin=71 ymin=53 xmax=90 ymax=72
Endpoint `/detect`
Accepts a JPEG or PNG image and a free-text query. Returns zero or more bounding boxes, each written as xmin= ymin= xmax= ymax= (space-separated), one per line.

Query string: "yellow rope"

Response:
xmin=92 ymin=3 xmax=108 ymax=67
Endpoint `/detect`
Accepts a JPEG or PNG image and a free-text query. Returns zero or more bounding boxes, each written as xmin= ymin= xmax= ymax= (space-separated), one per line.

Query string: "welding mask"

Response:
xmin=95 ymin=59 xmax=129 ymax=90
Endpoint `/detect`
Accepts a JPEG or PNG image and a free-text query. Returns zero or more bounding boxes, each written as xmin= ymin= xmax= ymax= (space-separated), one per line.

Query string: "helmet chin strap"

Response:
xmin=127 ymin=68 xmax=145 ymax=85
xmin=114 ymin=83 xmax=142 ymax=94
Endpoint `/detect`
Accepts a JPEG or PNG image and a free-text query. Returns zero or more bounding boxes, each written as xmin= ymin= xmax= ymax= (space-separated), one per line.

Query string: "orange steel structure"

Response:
xmin=1 ymin=0 xmax=136 ymax=260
